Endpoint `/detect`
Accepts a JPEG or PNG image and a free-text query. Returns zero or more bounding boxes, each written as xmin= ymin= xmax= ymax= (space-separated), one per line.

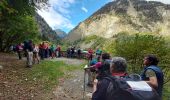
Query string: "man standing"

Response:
xmin=26 ymin=40 xmax=34 ymax=67
xmin=141 ymin=54 xmax=164 ymax=98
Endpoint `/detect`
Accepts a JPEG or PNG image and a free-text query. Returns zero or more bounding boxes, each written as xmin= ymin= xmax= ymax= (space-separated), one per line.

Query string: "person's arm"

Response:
xmin=145 ymin=69 xmax=158 ymax=88
xmin=93 ymin=79 xmax=98 ymax=93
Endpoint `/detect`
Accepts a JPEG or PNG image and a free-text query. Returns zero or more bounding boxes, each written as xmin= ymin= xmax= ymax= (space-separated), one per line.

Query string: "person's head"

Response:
xmin=102 ymin=53 xmax=110 ymax=61
xmin=110 ymin=57 xmax=127 ymax=73
xmin=143 ymin=54 xmax=159 ymax=66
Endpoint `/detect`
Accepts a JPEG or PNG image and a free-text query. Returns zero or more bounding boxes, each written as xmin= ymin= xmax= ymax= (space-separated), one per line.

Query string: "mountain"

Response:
xmin=35 ymin=13 xmax=60 ymax=43
xmin=67 ymin=0 xmax=170 ymax=42
xmin=55 ymin=29 xmax=67 ymax=38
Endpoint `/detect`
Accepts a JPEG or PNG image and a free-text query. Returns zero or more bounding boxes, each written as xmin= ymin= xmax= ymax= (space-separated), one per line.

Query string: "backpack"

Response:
xmin=104 ymin=75 xmax=161 ymax=100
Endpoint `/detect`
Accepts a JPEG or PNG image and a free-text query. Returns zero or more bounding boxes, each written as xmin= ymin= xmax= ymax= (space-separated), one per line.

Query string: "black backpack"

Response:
xmin=104 ymin=75 xmax=161 ymax=100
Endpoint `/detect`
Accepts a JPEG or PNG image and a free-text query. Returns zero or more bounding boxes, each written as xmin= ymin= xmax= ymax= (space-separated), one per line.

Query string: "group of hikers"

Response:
xmin=13 ymin=40 xmax=102 ymax=67
xmin=85 ymin=53 xmax=164 ymax=100
xmin=13 ymin=41 xmax=164 ymax=99
xmin=66 ymin=46 xmax=83 ymax=58
xmin=13 ymin=40 xmax=62 ymax=67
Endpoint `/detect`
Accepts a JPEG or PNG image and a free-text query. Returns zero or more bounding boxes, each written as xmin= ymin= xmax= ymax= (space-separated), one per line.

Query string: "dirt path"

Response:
xmin=0 ymin=54 xmax=92 ymax=100
xmin=50 ymin=58 xmax=92 ymax=100
xmin=50 ymin=57 xmax=86 ymax=66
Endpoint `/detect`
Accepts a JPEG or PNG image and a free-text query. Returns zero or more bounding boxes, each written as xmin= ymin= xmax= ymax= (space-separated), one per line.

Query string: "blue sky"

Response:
xmin=37 ymin=0 xmax=170 ymax=33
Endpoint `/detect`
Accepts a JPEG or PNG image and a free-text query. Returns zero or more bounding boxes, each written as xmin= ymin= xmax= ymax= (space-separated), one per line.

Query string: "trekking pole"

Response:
xmin=83 ymin=65 xmax=89 ymax=100
xmin=83 ymin=68 xmax=86 ymax=100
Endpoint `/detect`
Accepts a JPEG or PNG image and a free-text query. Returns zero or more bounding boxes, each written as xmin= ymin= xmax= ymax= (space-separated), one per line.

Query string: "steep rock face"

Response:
xmin=35 ymin=13 xmax=60 ymax=42
xmin=67 ymin=0 xmax=170 ymax=41
xmin=55 ymin=29 xmax=67 ymax=38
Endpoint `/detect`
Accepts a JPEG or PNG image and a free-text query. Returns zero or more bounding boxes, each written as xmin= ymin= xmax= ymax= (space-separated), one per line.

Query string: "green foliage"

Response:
xmin=91 ymin=37 xmax=106 ymax=49
xmin=103 ymin=39 xmax=116 ymax=54
xmin=0 ymin=0 xmax=48 ymax=51
xmin=114 ymin=33 xmax=168 ymax=72
xmin=0 ymin=15 xmax=39 ymax=51
xmin=163 ymin=83 xmax=170 ymax=100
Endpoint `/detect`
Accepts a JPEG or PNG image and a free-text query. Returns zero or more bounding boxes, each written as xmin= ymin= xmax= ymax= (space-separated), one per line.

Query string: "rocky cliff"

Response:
xmin=55 ymin=29 xmax=67 ymax=38
xmin=67 ymin=0 xmax=170 ymax=41
xmin=35 ymin=13 xmax=61 ymax=43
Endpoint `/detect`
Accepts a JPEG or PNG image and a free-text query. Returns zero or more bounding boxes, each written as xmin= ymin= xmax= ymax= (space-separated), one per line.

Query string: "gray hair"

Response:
xmin=111 ymin=57 xmax=127 ymax=72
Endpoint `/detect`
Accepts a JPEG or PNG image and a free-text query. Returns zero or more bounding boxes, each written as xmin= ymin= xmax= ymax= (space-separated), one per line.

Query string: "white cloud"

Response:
xmin=37 ymin=0 xmax=76 ymax=31
xmin=146 ymin=0 xmax=170 ymax=4
xmin=81 ymin=7 xmax=88 ymax=13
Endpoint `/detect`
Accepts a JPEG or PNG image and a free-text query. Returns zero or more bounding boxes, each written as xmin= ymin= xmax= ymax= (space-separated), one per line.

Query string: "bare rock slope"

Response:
xmin=67 ymin=0 xmax=170 ymax=41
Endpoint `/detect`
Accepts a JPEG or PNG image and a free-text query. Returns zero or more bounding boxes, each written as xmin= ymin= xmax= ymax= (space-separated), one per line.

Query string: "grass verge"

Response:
xmin=26 ymin=60 xmax=84 ymax=91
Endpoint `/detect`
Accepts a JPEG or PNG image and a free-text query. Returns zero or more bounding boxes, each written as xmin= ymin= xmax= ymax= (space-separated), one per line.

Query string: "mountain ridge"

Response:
xmin=66 ymin=0 xmax=170 ymax=42
xmin=35 ymin=13 xmax=66 ymax=43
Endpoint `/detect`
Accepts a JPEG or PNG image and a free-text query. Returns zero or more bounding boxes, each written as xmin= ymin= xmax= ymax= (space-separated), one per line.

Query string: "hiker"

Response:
xmin=56 ymin=45 xmax=61 ymax=57
xmin=45 ymin=42 xmax=49 ymax=58
xmin=95 ymin=48 xmax=102 ymax=58
xmin=87 ymin=48 xmax=94 ymax=61
xmin=23 ymin=41 xmax=29 ymax=57
xmin=77 ymin=47 xmax=82 ymax=59
xmin=67 ymin=47 xmax=71 ymax=58
xmin=92 ymin=56 xmax=160 ymax=100
xmin=86 ymin=56 xmax=99 ymax=86
xmin=41 ymin=42 xmax=46 ymax=60
xmin=26 ymin=40 xmax=34 ymax=67
xmin=39 ymin=43 xmax=44 ymax=60
xmin=96 ymin=53 xmax=111 ymax=81
xmin=86 ymin=53 xmax=111 ymax=86
xmin=71 ymin=46 xmax=75 ymax=58
xmin=92 ymin=57 xmax=128 ymax=100
xmin=141 ymin=54 xmax=164 ymax=98
xmin=33 ymin=44 xmax=40 ymax=64
xmin=89 ymin=53 xmax=110 ymax=74
xmin=50 ymin=44 xmax=55 ymax=59
xmin=16 ymin=43 xmax=23 ymax=60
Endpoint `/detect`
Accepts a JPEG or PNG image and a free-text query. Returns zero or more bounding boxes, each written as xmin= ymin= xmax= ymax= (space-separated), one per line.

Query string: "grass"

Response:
xmin=163 ymin=83 xmax=170 ymax=100
xmin=26 ymin=60 xmax=84 ymax=91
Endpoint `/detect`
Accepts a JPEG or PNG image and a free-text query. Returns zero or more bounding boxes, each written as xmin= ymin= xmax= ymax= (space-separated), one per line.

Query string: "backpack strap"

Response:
xmin=104 ymin=75 xmax=124 ymax=89
xmin=103 ymin=76 xmax=120 ymax=95
xmin=103 ymin=76 xmax=119 ymax=87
